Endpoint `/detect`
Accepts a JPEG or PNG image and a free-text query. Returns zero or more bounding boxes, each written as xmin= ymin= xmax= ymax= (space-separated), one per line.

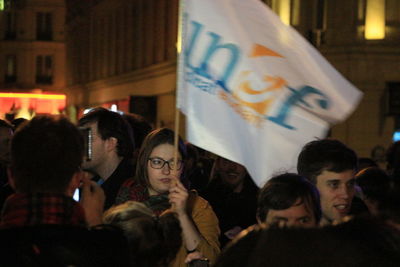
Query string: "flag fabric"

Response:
xmin=176 ymin=0 xmax=362 ymax=187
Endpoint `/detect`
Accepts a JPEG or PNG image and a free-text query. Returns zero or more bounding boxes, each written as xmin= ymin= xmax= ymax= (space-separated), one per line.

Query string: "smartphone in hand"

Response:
xmin=73 ymin=188 xmax=80 ymax=202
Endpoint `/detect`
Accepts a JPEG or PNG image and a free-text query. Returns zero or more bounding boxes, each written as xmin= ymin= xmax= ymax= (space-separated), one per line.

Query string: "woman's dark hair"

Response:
xmin=103 ymin=201 xmax=182 ymax=267
xmin=257 ymin=173 xmax=321 ymax=224
xmin=135 ymin=128 xmax=188 ymax=188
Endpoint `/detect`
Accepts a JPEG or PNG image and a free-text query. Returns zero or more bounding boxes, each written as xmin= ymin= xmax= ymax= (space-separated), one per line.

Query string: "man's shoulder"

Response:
xmin=106 ymin=159 xmax=134 ymax=183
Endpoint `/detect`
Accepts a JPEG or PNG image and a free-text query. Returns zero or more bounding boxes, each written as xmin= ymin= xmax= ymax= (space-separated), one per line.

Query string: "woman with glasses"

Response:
xmin=115 ymin=128 xmax=220 ymax=267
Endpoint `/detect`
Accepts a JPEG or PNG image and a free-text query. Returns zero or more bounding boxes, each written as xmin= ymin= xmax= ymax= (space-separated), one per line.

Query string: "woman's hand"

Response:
xmin=169 ymin=177 xmax=201 ymax=252
xmin=168 ymin=178 xmax=189 ymax=217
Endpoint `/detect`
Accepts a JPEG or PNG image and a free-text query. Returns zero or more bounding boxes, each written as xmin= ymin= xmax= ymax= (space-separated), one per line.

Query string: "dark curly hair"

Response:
xmin=257 ymin=173 xmax=321 ymax=224
xmin=297 ymin=139 xmax=357 ymax=184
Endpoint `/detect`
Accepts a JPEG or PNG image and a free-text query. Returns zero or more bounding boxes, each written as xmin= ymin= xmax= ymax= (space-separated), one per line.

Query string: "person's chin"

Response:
xmin=156 ymin=183 xmax=171 ymax=194
xmin=330 ymin=212 xmax=349 ymax=224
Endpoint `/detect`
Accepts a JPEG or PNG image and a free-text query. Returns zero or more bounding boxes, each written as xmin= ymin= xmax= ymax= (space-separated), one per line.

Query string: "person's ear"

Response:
xmin=7 ymin=167 xmax=16 ymax=190
xmin=106 ymin=137 xmax=118 ymax=152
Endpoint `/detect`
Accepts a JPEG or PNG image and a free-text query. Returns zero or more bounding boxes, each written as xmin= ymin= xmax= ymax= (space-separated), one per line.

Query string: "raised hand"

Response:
xmin=168 ymin=177 xmax=189 ymax=216
xmin=79 ymin=172 xmax=105 ymax=226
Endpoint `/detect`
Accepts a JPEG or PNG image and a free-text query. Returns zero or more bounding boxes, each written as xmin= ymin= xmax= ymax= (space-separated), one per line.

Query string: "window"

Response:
xmin=358 ymin=0 xmax=386 ymax=40
xmin=270 ymin=0 xmax=300 ymax=26
xmin=365 ymin=0 xmax=385 ymax=39
xmin=36 ymin=55 xmax=53 ymax=84
xmin=36 ymin=12 xmax=52 ymax=40
xmin=4 ymin=11 xmax=16 ymax=39
xmin=359 ymin=0 xmax=400 ymax=40
xmin=5 ymin=55 xmax=17 ymax=83
xmin=0 ymin=0 xmax=13 ymax=11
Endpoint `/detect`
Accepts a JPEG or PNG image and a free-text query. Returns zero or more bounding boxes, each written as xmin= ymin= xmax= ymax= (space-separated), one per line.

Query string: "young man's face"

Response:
xmin=265 ymin=198 xmax=317 ymax=228
xmin=316 ymin=169 xmax=355 ymax=224
xmin=147 ymin=143 xmax=183 ymax=196
xmin=81 ymin=122 xmax=108 ymax=174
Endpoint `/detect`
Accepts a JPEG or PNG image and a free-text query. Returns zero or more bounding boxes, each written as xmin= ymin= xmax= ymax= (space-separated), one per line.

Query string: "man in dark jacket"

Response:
xmin=202 ymin=156 xmax=259 ymax=247
xmin=79 ymin=107 xmax=135 ymax=210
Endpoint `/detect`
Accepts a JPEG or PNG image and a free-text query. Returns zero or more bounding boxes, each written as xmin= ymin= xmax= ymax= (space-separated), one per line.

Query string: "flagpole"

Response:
xmin=173 ymin=0 xmax=185 ymax=179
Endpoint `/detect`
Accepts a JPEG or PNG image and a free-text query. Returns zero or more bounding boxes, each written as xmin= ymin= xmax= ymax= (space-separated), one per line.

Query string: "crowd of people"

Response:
xmin=1 ymin=107 xmax=400 ymax=266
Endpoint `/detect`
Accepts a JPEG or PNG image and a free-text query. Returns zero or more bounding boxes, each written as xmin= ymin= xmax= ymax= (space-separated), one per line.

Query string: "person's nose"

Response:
xmin=161 ymin=163 xmax=171 ymax=175
xmin=286 ymin=221 xmax=295 ymax=228
xmin=278 ymin=220 xmax=288 ymax=228
xmin=338 ymin=184 xmax=350 ymax=200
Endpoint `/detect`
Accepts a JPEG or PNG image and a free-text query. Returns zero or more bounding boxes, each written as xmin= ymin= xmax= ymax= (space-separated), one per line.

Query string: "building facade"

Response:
xmin=0 ymin=0 xmax=67 ymax=119
xmin=66 ymin=0 xmax=179 ymax=127
xmin=66 ymin=0 xmax=400 ymax=160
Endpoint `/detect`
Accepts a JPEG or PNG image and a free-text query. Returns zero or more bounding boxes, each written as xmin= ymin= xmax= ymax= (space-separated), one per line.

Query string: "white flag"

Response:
xmin=177 ymin=0 xmax=362 ymax=187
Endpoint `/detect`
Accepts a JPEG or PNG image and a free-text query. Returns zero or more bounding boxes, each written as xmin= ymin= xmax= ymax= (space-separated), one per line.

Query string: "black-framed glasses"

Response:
xmin=148 ymin=157 xmax=183 ymax=170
